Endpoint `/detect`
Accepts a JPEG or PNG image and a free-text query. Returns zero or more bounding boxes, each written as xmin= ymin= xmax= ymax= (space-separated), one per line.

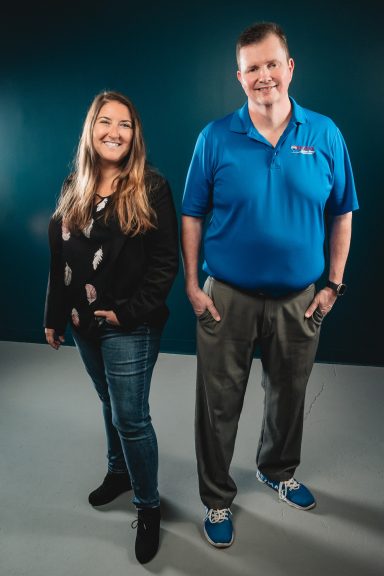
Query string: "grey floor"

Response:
xmin=0 ymin=341 xmax=383 ymax=576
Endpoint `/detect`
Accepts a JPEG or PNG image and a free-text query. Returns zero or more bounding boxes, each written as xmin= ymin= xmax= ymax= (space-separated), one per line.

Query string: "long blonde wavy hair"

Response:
xmin=54 ymin=91 xmax=156 ymax=236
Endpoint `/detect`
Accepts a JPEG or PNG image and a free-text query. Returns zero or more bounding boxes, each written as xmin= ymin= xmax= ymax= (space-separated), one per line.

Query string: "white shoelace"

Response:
xmin=279 ymin=478 xmax=300 ymax=500
xmin=205 ymin=508 xmax=231 ymax=524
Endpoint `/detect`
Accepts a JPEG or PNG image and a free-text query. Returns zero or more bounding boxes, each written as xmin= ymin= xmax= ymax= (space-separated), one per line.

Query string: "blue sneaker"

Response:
xmin=256 ymin=470 xmax=316 ymax=510
xmin=203 ymin=507 xmax=234 ymax=548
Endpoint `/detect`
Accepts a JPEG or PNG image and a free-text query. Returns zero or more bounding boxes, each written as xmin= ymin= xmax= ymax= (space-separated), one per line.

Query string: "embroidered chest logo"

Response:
xmin=291 ymin=145 xmax=315 ymax=155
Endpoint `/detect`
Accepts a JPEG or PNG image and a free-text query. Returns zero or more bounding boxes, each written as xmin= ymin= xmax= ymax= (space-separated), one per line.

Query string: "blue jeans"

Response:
xmin=72 ymin=323 xmax=161 ymax=508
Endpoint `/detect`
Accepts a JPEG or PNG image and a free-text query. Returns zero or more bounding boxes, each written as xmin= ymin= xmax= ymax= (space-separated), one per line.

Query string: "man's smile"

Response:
xmin=255 ymin=84 xmax=277 ymax=91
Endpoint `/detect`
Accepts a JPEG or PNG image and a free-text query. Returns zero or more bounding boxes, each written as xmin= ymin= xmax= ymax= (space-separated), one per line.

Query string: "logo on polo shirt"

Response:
xmin=291 ymin=145 xmax=315 ymax=155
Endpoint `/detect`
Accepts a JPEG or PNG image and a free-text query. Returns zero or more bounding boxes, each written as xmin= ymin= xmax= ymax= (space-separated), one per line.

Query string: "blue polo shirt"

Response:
xmin=182 ymin=98 xmax=359 ymax=294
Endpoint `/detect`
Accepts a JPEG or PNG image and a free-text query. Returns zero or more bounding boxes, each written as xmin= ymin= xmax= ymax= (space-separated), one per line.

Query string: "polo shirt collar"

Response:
xmin=230 ymin=97 xmax=307 ymax=135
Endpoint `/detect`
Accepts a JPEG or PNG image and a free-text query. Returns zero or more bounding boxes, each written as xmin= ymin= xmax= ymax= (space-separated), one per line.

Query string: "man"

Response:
xmin=181 ymin=21 xmax=358 ymax=548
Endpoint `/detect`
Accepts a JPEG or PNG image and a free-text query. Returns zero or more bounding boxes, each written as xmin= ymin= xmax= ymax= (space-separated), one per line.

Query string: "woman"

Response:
xmin=44 ymin=91 xmax=179 ymax=564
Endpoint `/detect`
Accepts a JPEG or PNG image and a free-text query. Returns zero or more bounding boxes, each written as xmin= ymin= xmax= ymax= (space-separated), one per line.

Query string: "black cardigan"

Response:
xmin=44 ymin=173 xmax=179 ymax=339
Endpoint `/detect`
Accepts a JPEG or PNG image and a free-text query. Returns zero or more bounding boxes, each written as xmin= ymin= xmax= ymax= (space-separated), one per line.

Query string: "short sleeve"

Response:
xmin=182 ymin=131 xmax=214 ymax=217
xmin=326 ymin=128 xmax=359 ymax=215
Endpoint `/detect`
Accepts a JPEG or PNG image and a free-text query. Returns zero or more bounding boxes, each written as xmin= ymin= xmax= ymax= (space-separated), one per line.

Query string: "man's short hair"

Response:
xmin=236 ymin=21 xmax=290 ymax=67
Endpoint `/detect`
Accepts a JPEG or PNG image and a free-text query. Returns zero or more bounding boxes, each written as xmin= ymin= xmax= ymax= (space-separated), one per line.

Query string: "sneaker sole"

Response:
xmin=203 ymin=527 xmax=234 ymax=548
xmin=279 ymin=496 xmax=316 ymax=511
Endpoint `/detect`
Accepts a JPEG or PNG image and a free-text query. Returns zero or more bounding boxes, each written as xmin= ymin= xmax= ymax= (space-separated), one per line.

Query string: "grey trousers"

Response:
xmin=195 ymin=277 xmax=322 ymax=509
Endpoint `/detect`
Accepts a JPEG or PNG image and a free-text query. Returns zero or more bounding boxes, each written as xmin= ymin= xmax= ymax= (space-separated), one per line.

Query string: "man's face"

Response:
xmin=237 ymin=34 xmax=294 ymax=109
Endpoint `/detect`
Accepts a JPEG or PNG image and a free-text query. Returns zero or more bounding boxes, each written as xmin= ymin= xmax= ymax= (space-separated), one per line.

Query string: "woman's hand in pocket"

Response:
xmin=94 ymin=310 xmax=121 ymax=326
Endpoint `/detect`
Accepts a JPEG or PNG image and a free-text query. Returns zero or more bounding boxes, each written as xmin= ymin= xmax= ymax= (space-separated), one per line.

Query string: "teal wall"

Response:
xmin=1 ymin=0 xmax=383 ymax=365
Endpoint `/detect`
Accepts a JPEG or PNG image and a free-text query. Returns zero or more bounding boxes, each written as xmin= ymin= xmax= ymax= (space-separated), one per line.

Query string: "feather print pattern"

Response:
xmin=64 ymin=263 xmax=72 ymax=286
xmin=82 ymin=219 xmax=94 ymax=238
xmin=85 ymin=284 xmax=97 ymax=304
xmin=92 ymin=247 xmax=103 ymax=270
xmin=96 ymin=198 xmax=108 ymax=212
xmin=62 ymin=220 xmax=71 ymax=241
xmin=71 ymin=308 xmax=80 ymax=327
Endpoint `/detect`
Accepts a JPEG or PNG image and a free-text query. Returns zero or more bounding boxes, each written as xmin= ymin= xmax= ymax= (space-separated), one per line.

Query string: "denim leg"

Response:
xmin=72 ymin=330 xmax=128 ymax=474
xmin=100 ymin=325 xmax=161 ymax=508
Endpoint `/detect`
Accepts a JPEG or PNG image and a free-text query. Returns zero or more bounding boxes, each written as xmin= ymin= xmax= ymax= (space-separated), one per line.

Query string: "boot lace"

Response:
xmin=131 ymin=518 xmax=142 ymax=530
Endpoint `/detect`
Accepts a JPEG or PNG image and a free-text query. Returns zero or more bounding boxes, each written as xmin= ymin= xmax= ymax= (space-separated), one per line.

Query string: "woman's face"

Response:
xmin=92 ymin=100 xmax=134 ymax=166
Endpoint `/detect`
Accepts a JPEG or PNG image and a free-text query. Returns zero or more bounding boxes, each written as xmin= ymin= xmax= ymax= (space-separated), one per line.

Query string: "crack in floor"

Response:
xmin=304 ymin=382 xmax=325 ymax=420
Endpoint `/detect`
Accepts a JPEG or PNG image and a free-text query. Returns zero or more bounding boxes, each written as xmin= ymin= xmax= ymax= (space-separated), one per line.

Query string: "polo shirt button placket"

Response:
xmin=271 ymin=149 xmax=280 ymax=170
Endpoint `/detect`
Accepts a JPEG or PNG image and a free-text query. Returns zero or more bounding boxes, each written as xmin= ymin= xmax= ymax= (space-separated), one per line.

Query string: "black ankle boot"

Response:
xmin=132 ymin=506 xmax=161 ymax=564
xmin=88 ymin=472 xmax=132 ymax=506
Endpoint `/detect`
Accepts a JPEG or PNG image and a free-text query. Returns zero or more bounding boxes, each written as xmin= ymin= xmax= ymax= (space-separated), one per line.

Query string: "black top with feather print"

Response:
xmin=44 ymin=173 xmax=179 ymax=339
